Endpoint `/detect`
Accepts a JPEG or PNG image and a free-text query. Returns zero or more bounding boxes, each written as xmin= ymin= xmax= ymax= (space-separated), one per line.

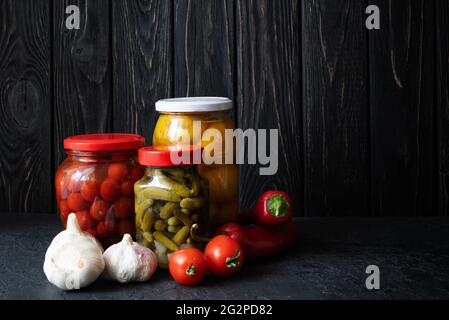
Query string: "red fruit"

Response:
xmin=81 ymin=180 xmax=100 ymax=202
xmin=130 ymin=166 xmax=144 ymax=182
xmin=204 ymin=235 xmax=244 ymax=276
xmin=85 ymin=228 xmax=98 ymax=238
xmin=75 ymin=210 xmax=96 ymax=230
xmin=67 ymin=175 xmax=82 ymax=193
xmin=114 ymin=197 xmax=134 ymax=218
xmin=58 ymin=200 xmax=71 ymax=220
xmin=118 ymin=219 xmax=135 ymax=236
xmin=67 ymin=193 xmax=88 ymax=212
xmin=100 ymin=179 xmax=122 ymax=202
xmin=108 ymin=163 xmax=130 ymax=182
xmin=90 ymin=199 xmax=110 ymax=221
xmin=169 ymin=248 xmax=207 ymax=286
xmin=121 ymin=180 xmax=135 ymax=198
xmin=96 ymin=219 xmax=117 ymax=238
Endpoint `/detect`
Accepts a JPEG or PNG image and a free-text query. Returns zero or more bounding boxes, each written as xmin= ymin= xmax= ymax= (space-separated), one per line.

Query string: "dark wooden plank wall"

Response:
xmin=369 ymin=0 xmax=435 ymax=216
xmin=302 ymin=0 xmax=369 ymax=217
xmin=0 ymin=0 xmax=52 ymax=213
xmin=0 ymin=0 xmax=447 ymax=217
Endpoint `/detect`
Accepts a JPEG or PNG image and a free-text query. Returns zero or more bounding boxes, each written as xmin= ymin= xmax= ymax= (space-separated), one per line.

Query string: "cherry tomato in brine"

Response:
xmin=85 ymin=228 xmax=98 ymax=238
xmin=100 ymin=179 xmax=122 ymax=202
xmin=108 ymin=163 xmax=130 ymax=182
xmin=97 ymin=219 xmax=117 ymax=238
xmin=67 ymin=193 xmax=89 ymax=212
xmin=118 ymin=219 xmax=135 ymax=236
xmin=121 ymin=180 xmax=135 ymax=198
xmin=90 ymin=199 xmax=110 ymax=221
xmin=59 ymin=200 xmax=71 ymax=219
xmin=74 ymin=210 xmax=96 ymax=230
xmin=114 ymin=197 xmax=134 ymax=218
xmin=130 ymin=166 xmax=144 ymax=182
xmin=81 ymin=180 xmax=100 ymax=202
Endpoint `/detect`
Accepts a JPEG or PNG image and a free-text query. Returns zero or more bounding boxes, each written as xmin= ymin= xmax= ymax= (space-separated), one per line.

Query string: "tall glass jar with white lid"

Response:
xmin=152 ymin=97 xmax=239 ymax=229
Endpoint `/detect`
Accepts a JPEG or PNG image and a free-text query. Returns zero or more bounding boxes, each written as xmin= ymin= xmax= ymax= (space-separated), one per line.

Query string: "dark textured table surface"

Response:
xmin=1 ymin=214 xmax=448 ymax=300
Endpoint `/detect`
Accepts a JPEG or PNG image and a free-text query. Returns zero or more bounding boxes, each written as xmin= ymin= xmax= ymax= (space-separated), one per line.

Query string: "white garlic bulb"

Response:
xmin=103 ymin=234 xmax=158 ymax=283
xmin=43 ymin=213 xmax=105 ymax=290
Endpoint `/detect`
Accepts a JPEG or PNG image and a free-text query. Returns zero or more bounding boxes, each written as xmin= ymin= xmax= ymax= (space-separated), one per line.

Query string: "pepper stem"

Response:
xmin=190 ymin=224 xmax=211 ymax=243
xmin=267 ymin=195 xmax=290 ymax=217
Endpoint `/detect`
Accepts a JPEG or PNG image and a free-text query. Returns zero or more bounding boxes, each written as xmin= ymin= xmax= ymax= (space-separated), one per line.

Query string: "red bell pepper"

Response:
xmin=240 ymin=190 xmax=293 ymax=226
xmin=216 ymin=221 xmax=299 ymax=261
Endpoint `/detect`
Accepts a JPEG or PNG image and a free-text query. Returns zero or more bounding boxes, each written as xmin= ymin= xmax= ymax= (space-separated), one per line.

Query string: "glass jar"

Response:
xmin=134 ymin=146 xmax=209 ymax=268
xmin=153 ymin=97 xmax=239 ymax=229
xmin=55 ymin=134 xmax=145 ymax=248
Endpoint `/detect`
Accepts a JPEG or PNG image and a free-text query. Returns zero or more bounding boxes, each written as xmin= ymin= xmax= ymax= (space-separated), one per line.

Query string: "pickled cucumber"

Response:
xmin=180 ymin=197 xmax=205 ymax=210
xmin=143 ymin=187 xmax=181 ymax=202
xmin=153 ymin=231 xmax=179 ymax=252
xmin=134 ymin=164 xmax=208 ymax=263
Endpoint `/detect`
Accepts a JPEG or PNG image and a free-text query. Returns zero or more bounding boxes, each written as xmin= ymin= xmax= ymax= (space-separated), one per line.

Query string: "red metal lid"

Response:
xmin=138 ymin=145 xmax=202 ymax=167
xmin=64 ymin=134 xmax=145 ymax=151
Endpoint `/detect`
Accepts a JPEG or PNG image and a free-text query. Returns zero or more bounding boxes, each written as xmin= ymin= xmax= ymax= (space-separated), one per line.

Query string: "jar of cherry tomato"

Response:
xmin=134 ymin=146 xmax=209 ymax=268
xmin=153 ymin=97 xmax=239 ymax=229
xmin=55 ymin=134 xmax=145 ymax=248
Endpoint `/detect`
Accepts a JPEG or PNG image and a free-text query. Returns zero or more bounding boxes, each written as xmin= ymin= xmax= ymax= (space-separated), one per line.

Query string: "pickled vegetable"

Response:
xmin=134 ymin=165 xmax=208 ymax=268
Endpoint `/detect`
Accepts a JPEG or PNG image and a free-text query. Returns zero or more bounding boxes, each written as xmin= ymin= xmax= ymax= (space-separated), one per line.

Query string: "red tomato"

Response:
xmin=85 ymin=228 xmax=98 ymax=238
xmin=100 ymin=179 xmax=122 ymax=202
xmin=58 ymin=200 xmax=71 ymax=220
xmin=80 ymin=180 xmax=100 ymax=202
xmin=74 ymin=210 xmax=96 ymax=230
xmin=67 ymin=193 xmax=88 ymax=212
xmin=121 ymin=180 xmax=135 ymax=198
xmin=93 ymin=165 xmax=108 ymax=182
xmin=89 ymin=199 xmax=110 ymax=221
xmin=67 ymin=175 xmax=82 ymax=193
xmin=96 ymin=219 xmax=117 ymax=238
xmin=108 ymin=163 xmax=130 ymax=182
xmin=130 ymin=166 xmax=144 ymax=182
xmin=118 ymin=219 xmax=135 ymax=236
xmin=114 ymin=197 xmax=134 ymax=218
xmin=169 ymin=248 xmax=207 ymax=286
xmin=204 ymin=235 xmax=244 ymax=276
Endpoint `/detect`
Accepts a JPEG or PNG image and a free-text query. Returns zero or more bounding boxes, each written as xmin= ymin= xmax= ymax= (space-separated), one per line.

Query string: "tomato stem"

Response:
xmin=225 ymin=250 xmax=241 ymax=270
xmin=186 ymin=264 xmax=196 ymax=276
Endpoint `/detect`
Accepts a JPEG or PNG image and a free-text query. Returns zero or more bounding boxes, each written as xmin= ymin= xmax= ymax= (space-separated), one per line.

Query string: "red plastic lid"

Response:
xmin=139 ymin=145 xmax=202 ymax=167
xmin=64 ymin=134 xmax=145 ymax=151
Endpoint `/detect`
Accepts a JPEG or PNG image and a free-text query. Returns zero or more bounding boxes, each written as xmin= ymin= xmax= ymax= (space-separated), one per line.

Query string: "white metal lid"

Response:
xmin=155 ymin=97 xmax=233 ymax=113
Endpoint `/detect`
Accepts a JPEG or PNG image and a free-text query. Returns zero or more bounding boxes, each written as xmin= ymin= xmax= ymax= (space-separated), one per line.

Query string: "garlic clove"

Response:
xmin=43 ymin=213 xmax=105 ymax=290
xmin=103 ymin=234 xmax=158 ymax=283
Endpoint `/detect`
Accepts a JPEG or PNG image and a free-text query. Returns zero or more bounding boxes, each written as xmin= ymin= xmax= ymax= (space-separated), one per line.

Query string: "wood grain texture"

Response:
xmin=236 ymin=0 xmax=302 ymax=213
xmin=112 ymin=0 xmax=172 ymax=143
xmin=174 ymin=0 xmax=234 ymax=98
xmin=0 ymin=0 xmax=52 ymax=213
xmin=302 ymin=0 xmax=369 ymax=217
xmin=53 ymin=0 xmax=112 ymax=167
xmin=437 ymin=0 xmax=449 ymax=216
xmin=369 ymin=0 xmax=435 ymax=216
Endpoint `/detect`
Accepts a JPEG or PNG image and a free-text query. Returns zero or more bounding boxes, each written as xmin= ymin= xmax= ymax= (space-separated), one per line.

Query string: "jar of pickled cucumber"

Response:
xmin=55 ymin=134 xmax=146 ymax=248
xmin=153 ymin=97 xmax=239 ymax=229
xmin=134 ymin=146 xmax=209 ymax=268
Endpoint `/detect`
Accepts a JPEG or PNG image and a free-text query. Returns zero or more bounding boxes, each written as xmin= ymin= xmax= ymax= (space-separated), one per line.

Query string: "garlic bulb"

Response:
xmin=43 ymin=213 xmax=105 ymax=290
xmin=103 ymin=234 xmax=158 ymax=283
